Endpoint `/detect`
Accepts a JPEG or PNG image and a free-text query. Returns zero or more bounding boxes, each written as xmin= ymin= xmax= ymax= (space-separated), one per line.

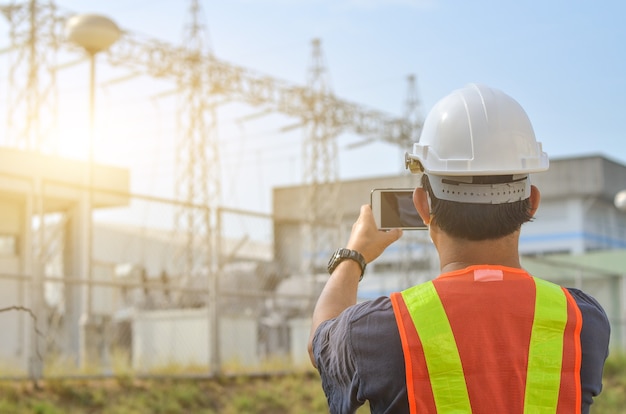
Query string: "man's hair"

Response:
xmin=422 ymin=174 xmax=533 ymax=241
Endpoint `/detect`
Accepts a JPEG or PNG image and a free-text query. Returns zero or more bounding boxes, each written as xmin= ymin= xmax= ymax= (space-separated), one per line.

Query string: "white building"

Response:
xmin=0 ymin=147 xmax=129 ymax=375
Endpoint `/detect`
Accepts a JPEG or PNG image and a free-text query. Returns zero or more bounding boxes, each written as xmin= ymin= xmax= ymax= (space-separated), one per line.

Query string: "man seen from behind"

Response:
xmin=308 ymin=83 xmax=610 ymax=414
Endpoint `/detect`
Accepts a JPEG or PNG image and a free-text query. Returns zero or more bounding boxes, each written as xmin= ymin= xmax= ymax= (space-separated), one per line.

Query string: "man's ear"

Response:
xmin=413 ymin=187 xmax=431 ymax=225
xmin=529 ymin=185 xmax=541 ymax=217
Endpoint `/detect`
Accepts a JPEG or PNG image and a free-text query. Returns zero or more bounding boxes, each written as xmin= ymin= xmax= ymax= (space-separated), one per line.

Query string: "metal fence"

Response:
xmin=0 ymin=182 xmax=323 ymax=381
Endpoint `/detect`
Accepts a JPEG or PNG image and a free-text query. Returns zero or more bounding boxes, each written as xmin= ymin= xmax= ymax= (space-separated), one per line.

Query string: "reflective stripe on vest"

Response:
xmin=391 ymin=275 xmax=578 ymax=413
xmin=525 ymin=277 xmax=568 ymax=412
xmin=400 ymin=280 xmax=471 ymax=412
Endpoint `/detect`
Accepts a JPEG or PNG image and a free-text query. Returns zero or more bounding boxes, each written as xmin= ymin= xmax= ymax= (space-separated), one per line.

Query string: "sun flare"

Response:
xmin=55 ymin=94 xmax=124 ymax=165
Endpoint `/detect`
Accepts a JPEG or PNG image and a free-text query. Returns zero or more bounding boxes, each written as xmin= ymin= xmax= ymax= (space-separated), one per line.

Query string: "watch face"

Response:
xmin=327 ymin=249 xmax=343 ymax=274
xmin=327 ymin=255 xmax=334 ymax=268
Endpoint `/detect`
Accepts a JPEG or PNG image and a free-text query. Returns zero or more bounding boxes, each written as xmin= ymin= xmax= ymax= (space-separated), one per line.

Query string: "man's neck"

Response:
xmin=434 ymin=229 xmax=523 ymax=274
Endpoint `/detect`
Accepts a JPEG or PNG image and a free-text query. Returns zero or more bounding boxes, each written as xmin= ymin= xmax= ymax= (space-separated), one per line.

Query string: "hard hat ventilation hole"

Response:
xmin=430 ymin=174 xmax=531 ymax=203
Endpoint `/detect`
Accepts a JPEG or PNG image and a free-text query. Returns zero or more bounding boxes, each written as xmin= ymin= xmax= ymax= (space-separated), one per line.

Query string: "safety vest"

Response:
xmin=390 ymin=266 xmax=582 ymax=414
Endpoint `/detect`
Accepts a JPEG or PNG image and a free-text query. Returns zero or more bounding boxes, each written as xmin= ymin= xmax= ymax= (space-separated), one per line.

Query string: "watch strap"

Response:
xmin=327 ymin=248 xmax=367 ymax=281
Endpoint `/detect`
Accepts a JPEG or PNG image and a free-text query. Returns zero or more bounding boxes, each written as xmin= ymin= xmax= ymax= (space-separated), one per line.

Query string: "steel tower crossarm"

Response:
xmin=100 ymin=31 xmax=417 ymax=148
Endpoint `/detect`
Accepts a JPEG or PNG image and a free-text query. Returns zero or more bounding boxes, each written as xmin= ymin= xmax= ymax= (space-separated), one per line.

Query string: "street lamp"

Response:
xmin=65 ymin=14 xmax=121 ymax=161
xmin=615 ymin=189 xmax=626 ymax=212
xmin=64 ymin=13 xmax=120 ymax=369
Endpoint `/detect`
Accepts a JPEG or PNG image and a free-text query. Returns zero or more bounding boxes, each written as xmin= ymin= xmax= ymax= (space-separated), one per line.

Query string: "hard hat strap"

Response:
xmin=427 ymin=174 xmax=530 ymax=204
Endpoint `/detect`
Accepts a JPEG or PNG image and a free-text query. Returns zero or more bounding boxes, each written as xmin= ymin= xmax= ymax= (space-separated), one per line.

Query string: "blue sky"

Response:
xmin=2 ymin=0 xmax=625 ymax=213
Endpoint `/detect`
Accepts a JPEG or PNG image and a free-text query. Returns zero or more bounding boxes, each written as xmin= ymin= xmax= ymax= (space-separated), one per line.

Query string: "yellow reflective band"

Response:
xmin=401 ymin=281 xmax=472 ymax=412
xmin=524 ymin=278 xmax=568 ymax=413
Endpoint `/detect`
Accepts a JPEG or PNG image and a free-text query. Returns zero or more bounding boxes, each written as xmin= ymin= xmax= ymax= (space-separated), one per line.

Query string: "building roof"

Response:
xmin=530 ymin=154 xmax=626 ymax=202
xmin=521 ymin=249 xmax=626 ymax=281
xmin=0 ymin=147 xmax=130 ymax=211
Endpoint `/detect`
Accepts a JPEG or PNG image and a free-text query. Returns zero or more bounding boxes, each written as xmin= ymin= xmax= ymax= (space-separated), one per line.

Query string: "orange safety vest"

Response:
xmin=390 ymin=265 xmax=582 ymax=414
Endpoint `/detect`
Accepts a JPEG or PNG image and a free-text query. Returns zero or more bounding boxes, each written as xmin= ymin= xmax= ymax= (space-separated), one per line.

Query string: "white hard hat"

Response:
xmin=405 ymin=83 xmax=549 ymax=204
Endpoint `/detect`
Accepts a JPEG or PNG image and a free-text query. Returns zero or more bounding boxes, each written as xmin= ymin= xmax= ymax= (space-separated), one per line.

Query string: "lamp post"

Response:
xmin=64 ymin=13 xmax=120 ymax=368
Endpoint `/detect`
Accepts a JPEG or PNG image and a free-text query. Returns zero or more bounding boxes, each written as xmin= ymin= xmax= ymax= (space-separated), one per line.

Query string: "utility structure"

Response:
xmin=399 ymin=74 xmax=425 ymax=287
xmin=301 ymin=38 xmax=341 ymax=276
xmin=1 ymin=0 xmax=422 ymax=324
xmin=172 ymin=0 xmax=221 ymax=373
xmin=172 ymin=0 xmax=219 ymax=300
xmin=0 ymin=0 xmax=60 ymax=152
xmin=403 ymin=74 xmax=422 ymax=143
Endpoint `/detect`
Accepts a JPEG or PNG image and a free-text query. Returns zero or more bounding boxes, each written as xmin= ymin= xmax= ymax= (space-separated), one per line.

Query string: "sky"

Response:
xmin=1 ymin=0 xmax=626 ymax=215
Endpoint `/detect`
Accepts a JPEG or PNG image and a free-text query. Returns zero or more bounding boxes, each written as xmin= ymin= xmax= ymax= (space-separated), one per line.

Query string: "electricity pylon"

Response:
xmin=0 ymin=0 xmax=61 ymax=151
xmin=172 ymin=0 xmax=220 ymax=301
xmin=301 ymin=38 xmax=341 ymax=275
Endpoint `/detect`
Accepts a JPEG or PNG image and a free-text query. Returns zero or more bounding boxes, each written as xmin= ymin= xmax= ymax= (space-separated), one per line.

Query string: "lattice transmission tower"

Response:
xmin=0 ymin=0 xmax=61 ymax=151
xmin=301 ymin=38 xmax=342 ymax=274
xmin=404 ymin=74 xmax=422 ymax=143
xmin=172 ymin=0 xmax=220 ymax=302
xmin=399 ymin=74 xmax=426 ymax=286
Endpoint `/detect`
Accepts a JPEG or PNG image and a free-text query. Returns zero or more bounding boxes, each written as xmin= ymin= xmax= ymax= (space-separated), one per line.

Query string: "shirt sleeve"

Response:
xmin=567 ymin=288 xmax=611 ymax=414
xmin=312 ymin=303 xmax=368 ymax=414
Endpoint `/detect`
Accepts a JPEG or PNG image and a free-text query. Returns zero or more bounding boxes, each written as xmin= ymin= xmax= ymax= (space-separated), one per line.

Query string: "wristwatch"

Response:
xmin=327 ymin=248 xmax=367 ymax=281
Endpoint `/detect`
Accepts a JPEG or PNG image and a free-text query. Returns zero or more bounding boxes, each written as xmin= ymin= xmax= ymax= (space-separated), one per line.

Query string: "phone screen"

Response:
xmin=371 ymin=189 xmax=426 ymax=230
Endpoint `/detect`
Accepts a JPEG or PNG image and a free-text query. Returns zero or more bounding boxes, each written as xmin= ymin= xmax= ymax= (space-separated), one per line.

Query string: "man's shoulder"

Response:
xmin=344 ymin=296 xmax=395 ymax=321
xmin=565 ymin=287 xmax=610 ymax=326
xmin=312 ymin=295 xmax=400 ymax=368
xmin=566 ymin=287 xmax=606 ymax=311
xmin=315 ymin=296 xmax=396 ymax=341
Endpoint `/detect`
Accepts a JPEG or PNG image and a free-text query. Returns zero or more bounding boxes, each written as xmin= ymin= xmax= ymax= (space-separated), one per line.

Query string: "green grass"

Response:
xmin=0 ymin=373 xmax=328 ymax=414
xmin=590 ymin=352 xmax=626 ymax=414
xmin=0 ymin=353 xmax=623 ymax=413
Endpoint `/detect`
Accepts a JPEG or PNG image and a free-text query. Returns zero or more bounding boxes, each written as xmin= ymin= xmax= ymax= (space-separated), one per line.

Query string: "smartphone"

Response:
xmin=370 ymin=188 xmax=427 ymax=230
